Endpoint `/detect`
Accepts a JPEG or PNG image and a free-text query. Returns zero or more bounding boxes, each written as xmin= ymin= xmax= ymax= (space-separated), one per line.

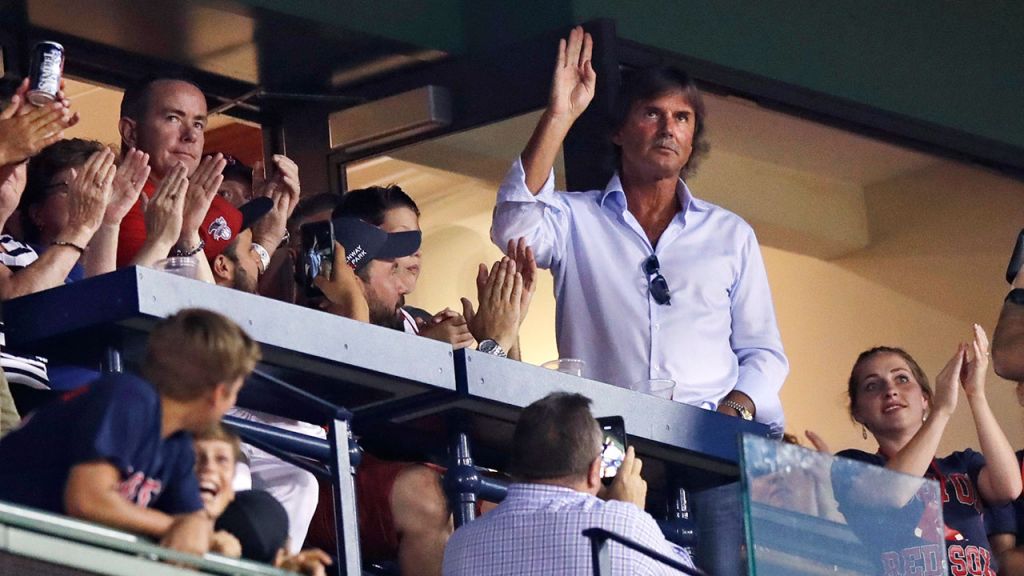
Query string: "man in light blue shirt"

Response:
xmin=490 ymin=27 xmax=789 ymax=575
xmin=442 ymin=392 xmax=694 ymax=575
xmin=491 ymin=27 xmax=787 ymax=433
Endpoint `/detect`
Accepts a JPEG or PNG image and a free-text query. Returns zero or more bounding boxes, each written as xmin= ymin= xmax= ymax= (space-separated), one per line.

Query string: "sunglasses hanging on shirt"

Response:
xmin=643 ymin=255 xmax=671 ymax=306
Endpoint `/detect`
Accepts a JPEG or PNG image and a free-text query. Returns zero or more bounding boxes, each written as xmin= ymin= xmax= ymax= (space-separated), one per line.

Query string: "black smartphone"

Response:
xmin=300 ymin=220 xmax=335 ymax=297
xmin=1007 ymin=228 xmax=1024 ymax=284
xmin=596 ymin=416 xmax=627 ymax=486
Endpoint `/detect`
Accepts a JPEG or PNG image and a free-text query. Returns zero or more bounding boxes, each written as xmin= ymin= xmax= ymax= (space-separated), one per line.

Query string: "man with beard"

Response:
xmin=319 ymin=216 xmax=420 ymax=331
xmin=310 ymin=205 xmax=525 ymax=576
xmin=204 ymin=199 xmax=426 ymax=559
xmin=200 ymin=196 xmax=272 ymax=294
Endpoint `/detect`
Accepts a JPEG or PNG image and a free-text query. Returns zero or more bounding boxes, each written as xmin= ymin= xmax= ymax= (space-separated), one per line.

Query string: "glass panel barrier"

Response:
xmin=0 ymin=501 xmax=294 ymax=576
xmin=741 ymin=434 xmax=947 ymax=576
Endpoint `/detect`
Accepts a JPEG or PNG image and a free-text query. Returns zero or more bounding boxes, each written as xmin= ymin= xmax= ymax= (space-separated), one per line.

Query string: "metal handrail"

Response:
xmin=582 ymin=527 xmax=706 ymax=576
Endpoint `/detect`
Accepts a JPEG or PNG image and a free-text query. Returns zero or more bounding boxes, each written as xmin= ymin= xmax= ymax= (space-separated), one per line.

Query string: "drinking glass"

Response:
xmin=542 ymin=358 xmax=586 ymax=378
xmin=154 ymin=256 xmax=199 ymax=279
xmin=630 ymin=378 xmax=675 ymax=400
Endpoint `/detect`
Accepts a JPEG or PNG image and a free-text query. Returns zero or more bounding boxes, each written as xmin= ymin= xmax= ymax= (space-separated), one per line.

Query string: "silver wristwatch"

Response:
xmin=478 ymin=339 xmax=507 ymax=358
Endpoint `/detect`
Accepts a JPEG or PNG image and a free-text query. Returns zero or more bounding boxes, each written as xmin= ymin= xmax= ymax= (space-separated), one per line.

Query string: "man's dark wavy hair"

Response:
xmin=611 ymin=66 xmax=710 ymax=180
xmin=333 ymin=184 xmax=420 ymax=226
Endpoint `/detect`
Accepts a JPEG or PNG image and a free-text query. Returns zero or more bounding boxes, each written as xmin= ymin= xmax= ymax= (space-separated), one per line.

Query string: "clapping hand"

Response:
xmin=0 ymin=161 xmax=27 ymax=228
xmin=960 ymin=324 xmax=990 ymax=399
xmin=178 ymin=153 xmax=226 ymax=247
xmin=932 ymin=344 xmax=966 ymax=419
xmin=804 ymin=430 xmax=832 ymax=454
xmin=276 ymin=548 xmax=333 ymax=576
xmin=142 ymin=163 xmax=189 ymax=248
xmin=63 ymin=148 xmax=116 ymax=245
xmin=105 ymin=148 xmax=151 ymax=226
xmin=0 ymin=100 xmax=69 ymax=166
xmin=507 ymin=237 xmax=537 ymax=325
xmin=0 ymin=78 xmax=79 ymax=167
xmin=461 ymin=258 xmax=522 ymax=351
xmin=418 ymin=308 xmax=476 ymax=350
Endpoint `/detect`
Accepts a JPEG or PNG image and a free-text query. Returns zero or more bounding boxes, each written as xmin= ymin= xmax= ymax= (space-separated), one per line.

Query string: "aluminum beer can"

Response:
xmin=27 ymin=41 xmax=64 ymax=106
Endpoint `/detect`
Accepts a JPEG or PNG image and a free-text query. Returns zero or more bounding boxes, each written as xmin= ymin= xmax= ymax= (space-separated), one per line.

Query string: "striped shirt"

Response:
xmin=0 ymin=235 xmax=49 ymax=390
xmin=0 ymin=235 xmax=38 ymax=270
xmin=443 ymin=483 xmax=694 ymax=575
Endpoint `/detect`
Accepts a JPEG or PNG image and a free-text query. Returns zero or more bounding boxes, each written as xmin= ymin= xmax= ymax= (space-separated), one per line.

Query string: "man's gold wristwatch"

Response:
xmin=721 ymin=399 xmax=753 ymax=421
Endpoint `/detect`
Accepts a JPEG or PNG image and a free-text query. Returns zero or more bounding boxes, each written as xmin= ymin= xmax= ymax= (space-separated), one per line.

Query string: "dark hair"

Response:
xmin=287 ymin=192 xmax=344 ymax=236
xmin=612 ymin=66 xmax=709 ymax=179
xmin=221 ymin=237 xmax=241 ymax=263
xmin=220 ymin=154 xmax=253 ymax=184
xmin=847 ymin=346 xmax=932 ymax=421
xmin=333 ymin=185 xmax=420 ymax=226
xmin=215 ymin=490 xmax=289 ymax=563
xmin=21 ymin=138 xmax=108 ymax=242
xmin=120 ymin=75 xmax=203 ymax=122
xmin=509 ymin=392 xmax=602 ymax=481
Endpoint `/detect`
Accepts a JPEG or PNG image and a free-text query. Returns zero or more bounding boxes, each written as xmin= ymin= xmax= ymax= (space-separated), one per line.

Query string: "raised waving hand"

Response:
xmin=548 ymin=26 xmax=596 ymax=122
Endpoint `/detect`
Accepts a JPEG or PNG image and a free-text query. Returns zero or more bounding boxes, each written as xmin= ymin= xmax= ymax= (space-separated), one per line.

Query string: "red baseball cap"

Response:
xmin=199 ymin=195 xmax=273 ymax=263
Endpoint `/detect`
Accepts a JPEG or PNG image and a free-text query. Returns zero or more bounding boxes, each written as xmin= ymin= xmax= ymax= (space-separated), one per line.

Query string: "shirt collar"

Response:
xmin=507 ymin=482 xmax=587 ymax=499
xmin=599 ymin=171 xmax=708 ymax=215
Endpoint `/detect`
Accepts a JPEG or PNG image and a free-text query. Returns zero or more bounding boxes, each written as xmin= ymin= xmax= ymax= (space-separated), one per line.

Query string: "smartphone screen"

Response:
xmin=300 ymin=220 xmax=335 ymax=297
xmin=596 ymin=416 xmax=627 ymax=485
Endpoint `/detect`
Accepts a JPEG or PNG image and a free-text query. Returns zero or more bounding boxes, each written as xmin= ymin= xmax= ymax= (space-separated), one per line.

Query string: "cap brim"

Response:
xmin=377 ymin=230 xmax=421 ymax=259
xmin=238 ymin=197 xmax=273 ymax=231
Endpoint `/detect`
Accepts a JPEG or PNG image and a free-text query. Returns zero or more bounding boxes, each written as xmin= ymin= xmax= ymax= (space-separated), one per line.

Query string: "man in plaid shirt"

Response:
xmin=442 ymin=392 xmax=694 ymax=575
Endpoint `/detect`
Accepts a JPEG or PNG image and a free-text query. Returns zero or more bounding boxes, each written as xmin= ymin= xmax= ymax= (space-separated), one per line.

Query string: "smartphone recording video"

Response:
xmin=596 ymin=416 xmax=627 ymax=486
xmin=300 ymin=220 xmax=335 ymax=297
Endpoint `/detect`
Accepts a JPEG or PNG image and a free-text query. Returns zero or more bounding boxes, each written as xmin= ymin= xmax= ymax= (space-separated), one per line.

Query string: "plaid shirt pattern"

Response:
xmin=442 ymin=483 xmax=695 ymax=575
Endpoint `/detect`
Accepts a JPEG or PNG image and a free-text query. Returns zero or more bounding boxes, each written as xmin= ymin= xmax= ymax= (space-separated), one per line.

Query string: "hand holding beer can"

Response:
xmin=28 ymin=41 xmax=64 ymax=107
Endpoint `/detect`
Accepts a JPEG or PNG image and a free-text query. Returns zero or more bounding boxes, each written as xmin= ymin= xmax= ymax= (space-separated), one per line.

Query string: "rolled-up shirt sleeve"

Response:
xmin=490 ymin=157 xmax=569 ymax=269
xmin=729 ymin=228 xmax=789 ymax=435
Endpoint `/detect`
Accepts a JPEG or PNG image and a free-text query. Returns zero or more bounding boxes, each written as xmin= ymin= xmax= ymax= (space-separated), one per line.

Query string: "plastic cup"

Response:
xmin=154 ymin=256 xmax=199 ymax=279
xmin=542 ymin=358 xmax=586 ymax=378
xmin=631 ymin=378 xmax=675 ymax=400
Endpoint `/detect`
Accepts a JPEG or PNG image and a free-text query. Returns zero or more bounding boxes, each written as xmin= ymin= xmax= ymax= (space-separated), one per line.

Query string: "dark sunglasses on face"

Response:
xmin=643 ymin=254 xmax=671 ymax=306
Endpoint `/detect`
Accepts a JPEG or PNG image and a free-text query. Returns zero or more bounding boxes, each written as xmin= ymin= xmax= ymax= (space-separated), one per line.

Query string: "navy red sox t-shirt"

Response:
xmin=835 ymin=448 xmax=996 ymax=576
xmin=0 ymin=373 xmax=202 ymax=516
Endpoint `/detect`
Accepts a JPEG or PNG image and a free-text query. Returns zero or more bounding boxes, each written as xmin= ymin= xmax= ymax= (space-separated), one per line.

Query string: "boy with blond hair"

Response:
xmin=0 ymin=308 xmax=260 ymax=556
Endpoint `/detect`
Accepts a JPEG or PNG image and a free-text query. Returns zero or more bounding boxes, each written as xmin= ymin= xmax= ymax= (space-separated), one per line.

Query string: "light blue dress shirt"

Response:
xmin=492 ymin=159 xmax=788 ymax=433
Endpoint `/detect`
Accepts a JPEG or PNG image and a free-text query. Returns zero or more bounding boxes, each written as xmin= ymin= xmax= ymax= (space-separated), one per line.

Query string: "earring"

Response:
xmin=922 ymin=412 xmax=928 ymax=423
xmin=861 ymin=425 xmax=868 ymax=440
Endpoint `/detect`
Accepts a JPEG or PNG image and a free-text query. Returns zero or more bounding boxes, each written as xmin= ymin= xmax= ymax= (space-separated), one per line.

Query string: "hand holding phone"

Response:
xmin=596 ymin=416 xmax=627 ymax=486
xmin=300 ymin=220 xmax=335 ymax=297
xmin=599 ymin=446 xmax=647 ymax=509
